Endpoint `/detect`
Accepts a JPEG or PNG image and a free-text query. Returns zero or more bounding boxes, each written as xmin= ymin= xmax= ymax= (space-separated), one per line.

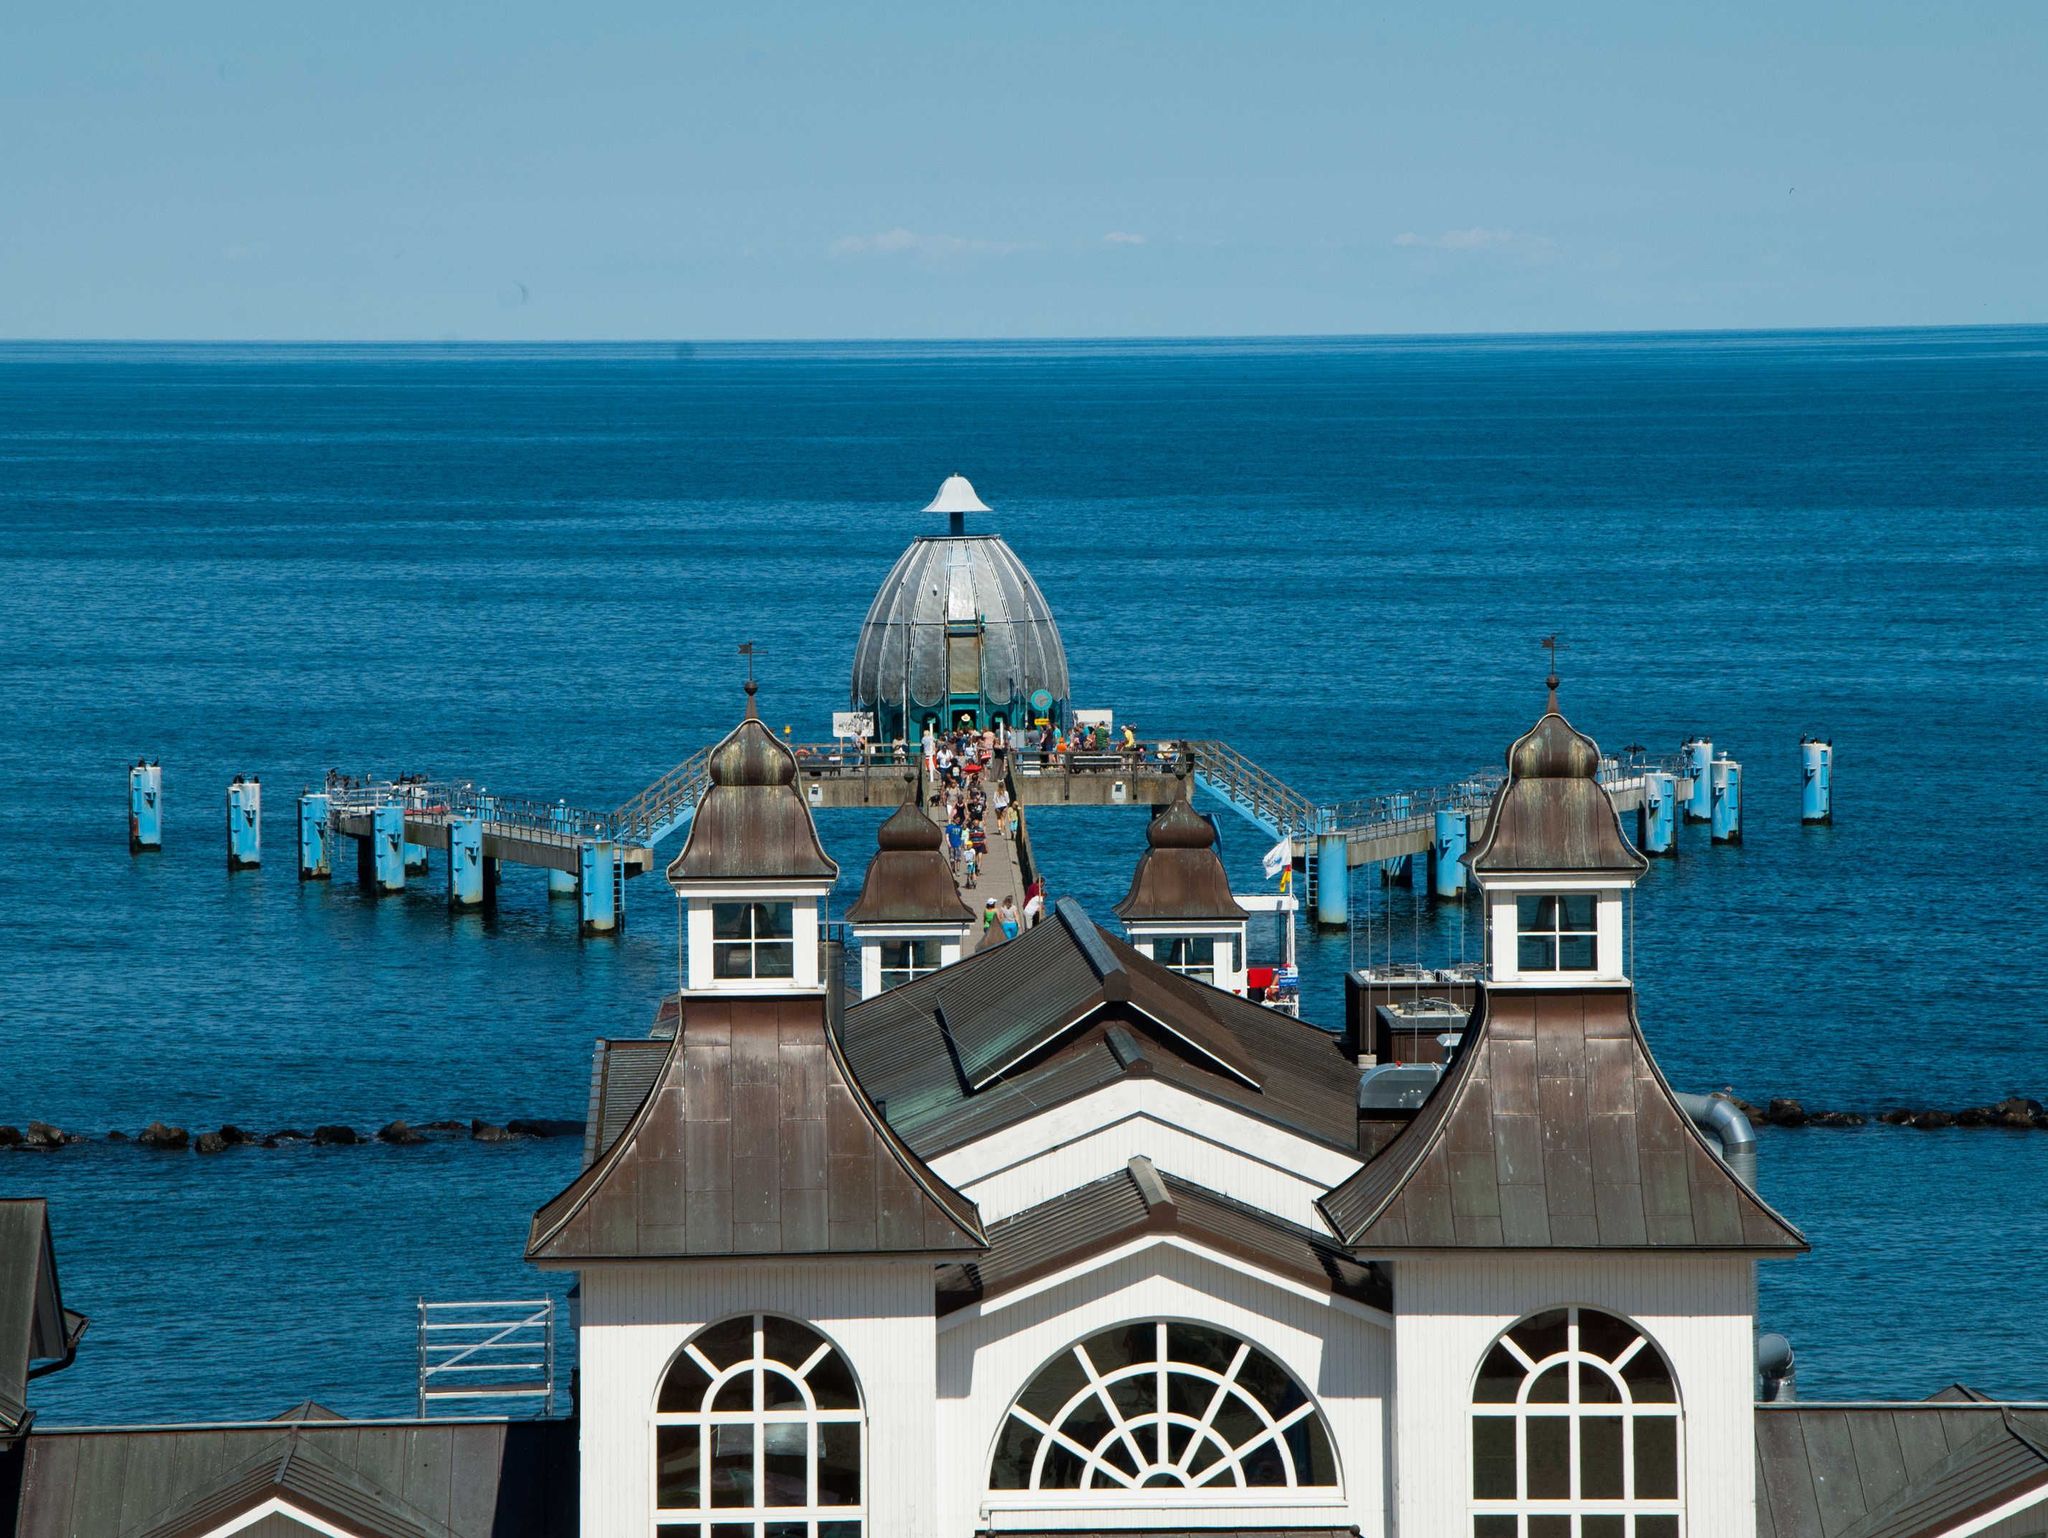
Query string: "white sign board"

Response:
xmin=1073 ymin=708 xmax=1114 ymax=729
xmin=832 ymin=711 xmax=875 ymax=739
xmin=1262 ymin=836 xmax=1294 ymax=880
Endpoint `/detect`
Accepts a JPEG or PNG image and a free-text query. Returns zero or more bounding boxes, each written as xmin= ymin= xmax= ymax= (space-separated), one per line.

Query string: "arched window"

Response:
xmin=989 ymin=1320 xmax=1338 ymax=1493
xmin=653 ymin=1314 xmax=863 ymax=1538
xmin=1470 ymin=1307 xmax=1682 ymax=1538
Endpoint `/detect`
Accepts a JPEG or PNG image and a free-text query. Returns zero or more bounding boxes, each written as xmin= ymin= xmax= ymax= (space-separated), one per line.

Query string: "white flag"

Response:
xmin=1262 ymin=836 xmax=1293 ymax=880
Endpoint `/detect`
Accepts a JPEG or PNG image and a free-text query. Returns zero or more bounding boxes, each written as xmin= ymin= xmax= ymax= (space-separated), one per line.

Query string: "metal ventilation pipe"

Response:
xmin=1757 ymin=1332 xmax=1796 ymax=1402
xmin=1676 ymin=1091 xmax=1758 ymax=1189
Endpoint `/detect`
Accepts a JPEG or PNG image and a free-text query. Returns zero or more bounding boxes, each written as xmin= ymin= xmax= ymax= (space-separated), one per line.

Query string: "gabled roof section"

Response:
xmin=667 ymin=690 xmax=839 ymax=885
xmin=1470 ymin=687 xmax=1647 ymax=878
xmin=1114 ymin=778 xmax=1248 ymax=924
xmin=121 ymin=1430 xmax=466 ymax=1538
xmin=841 ymin=900 xmax=1361 ymax=1156
xmin=528 ymin=992 xmax=984 ymax=1261
xmin=1757 ymin=1403 xmax=2048 ymax=1538
xmin=844 ymin=802 xmax=976 ymax=927
xmin=940 ymin=898 xmax=1260 ymax=1091
xmin=1319 ymin=986 xmax=1806 ymax=1252
xmin=1 ymin=1198 xmax=86 ymax=1439
xmin=935 ymin=1157 xmax=1386 ymax=1315
xmin=12 ymin=1419 xmax=574 ymax=1538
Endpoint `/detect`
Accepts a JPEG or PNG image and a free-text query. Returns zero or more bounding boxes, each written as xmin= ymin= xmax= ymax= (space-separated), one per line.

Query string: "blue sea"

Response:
xmin=2 ymin=330 xmax=2044 ymax=1422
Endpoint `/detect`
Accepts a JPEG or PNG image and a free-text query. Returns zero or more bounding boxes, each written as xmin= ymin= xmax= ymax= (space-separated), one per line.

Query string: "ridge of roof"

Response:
xmin=528 ymin=993 xmax=985 ymax=1261
xmin=1825 ymin=1407 xmax=2048 ymax=1538
xmin=1319 ymin=984 xmax=1807 ymax=1253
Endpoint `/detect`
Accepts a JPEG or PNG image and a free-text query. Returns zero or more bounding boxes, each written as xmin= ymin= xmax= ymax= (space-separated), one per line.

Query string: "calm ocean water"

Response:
xmin=2 ymin=330 xmax=2044 ymax=1422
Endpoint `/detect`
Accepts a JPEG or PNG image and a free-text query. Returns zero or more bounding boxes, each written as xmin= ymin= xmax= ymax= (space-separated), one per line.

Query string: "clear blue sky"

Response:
xmin=3 ymin=1 xmax=2041 ymax=339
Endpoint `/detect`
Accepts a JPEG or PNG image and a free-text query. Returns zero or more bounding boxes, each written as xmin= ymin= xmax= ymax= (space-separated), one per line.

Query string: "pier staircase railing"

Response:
xmin=416 ymin=1297 xmax=555 ymax=1417
xmin=1182 ymin=739 xmax=1321 ymax=843
xmin=612 ymin=744 xmax=716 ymax=849
xmin=326 ymin=776 xmax=619 ymax=847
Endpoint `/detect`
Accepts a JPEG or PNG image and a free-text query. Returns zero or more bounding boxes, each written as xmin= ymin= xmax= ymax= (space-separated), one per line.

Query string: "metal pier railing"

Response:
xmin=416 ymin=1297 xmax=555 ymax=1417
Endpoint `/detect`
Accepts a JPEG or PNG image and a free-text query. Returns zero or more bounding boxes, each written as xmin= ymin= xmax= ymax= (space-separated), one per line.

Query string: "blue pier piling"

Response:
xmin=401 ymin=785 xmax=430 ymax=875
xmin=1682 ymin=739 xmax=1713 ymax=823
xmin=1638 ymin=771 xmax=1677 ymax=857
xmin=1433 ymin=809 xmax=1469 ymax=898
xmin=297 ymin=793 xmax=331 ymax=880
xmin=1710 ymin=755 xmax=1743 ymax=844
xmin=578 ymin=841 xmax=620 ymax=936
xmin=1801 ymin=738 xmax=1834 ymax=824
xmin=371 ymin=803 xmax=406 ymax=893
xmin=1315 ymin=832 xmax=1350 ymax=930
xmin=548 ymin=804 xmax=578 ymax=897
xmin=127 ymin=761 xmax=163 ymax=852
xmin=448 ymin=813 xmax=485 ymax=908
xmin=226 ymin=776 xmax=262 ymax=869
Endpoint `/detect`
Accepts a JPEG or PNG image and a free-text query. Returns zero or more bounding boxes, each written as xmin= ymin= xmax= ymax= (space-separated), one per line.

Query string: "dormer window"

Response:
xmin=878 ymin=937 xmax=943 ymax=989
xmin=711 ymin=900 xmax=796 ymax=981
xmin=1516 ymin=894 xmax=1597 ymax=973
xmin=1151 ymin=934 xmax=1237 ymax=986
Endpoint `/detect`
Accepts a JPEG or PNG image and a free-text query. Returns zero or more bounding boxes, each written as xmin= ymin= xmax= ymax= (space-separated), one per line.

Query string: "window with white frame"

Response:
xmin=877 ymin=936 xmax=942 ymax=991
xmin=1150 ymin=935 xmax=1229 ymax=985
xmin=711 ymin=902 xmax=796 ymax=981
xmin=1470 ymin=1306 xmax=1682 ymax=1538
xmin=1515 ymin=895 xmax=1598 ymax=973
xmin=653 ymin=1313 xmax=862 ymax=1538
xmin=989 ymin=1320 xmax=1338 ymax=1493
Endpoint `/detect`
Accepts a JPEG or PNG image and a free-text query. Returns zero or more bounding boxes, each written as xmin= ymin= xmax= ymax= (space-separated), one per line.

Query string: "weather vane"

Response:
xmin=1539 ymin=633 xmax=1564 ymax=702
xmin=738 ymin=641 xmax=759 ymax=712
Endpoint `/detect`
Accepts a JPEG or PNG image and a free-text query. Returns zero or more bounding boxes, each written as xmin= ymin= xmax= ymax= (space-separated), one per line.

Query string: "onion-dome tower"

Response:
xmin=1114 ymin=777 xmax=1251 ymax=995
xmin=844 ymin=802 xmax=976 ymax=998
xmin=850 ymin=476 xmax=1071 ymax=746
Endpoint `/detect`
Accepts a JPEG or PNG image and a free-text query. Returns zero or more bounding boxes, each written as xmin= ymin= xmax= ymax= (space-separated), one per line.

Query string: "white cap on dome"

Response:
xmin=923 ymin=474 xmax=992 ymax=515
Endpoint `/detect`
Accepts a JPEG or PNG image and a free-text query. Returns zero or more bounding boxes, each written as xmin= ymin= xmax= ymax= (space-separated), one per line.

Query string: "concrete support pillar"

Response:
xmin=1682 ymin=739 xmax=1714 ymax=823
xmin=1801 ymin=739 xmax=1833 ymax=824
xmin=1433 ymin=809 xmax=1469 ymax=898
xmin=548 ymin=803 xmax=578 ymax=896
xmin=371 ymin=803 xmax=406 ymax=893
xmin=579 ymin=840 xmax=620 ymax=936
xmin=448 ymin=813 xmax=484 ymax=908
xmin=1315 ymin=832 xmax=1350 ymax=930
xmin=128 ymin=762 xmax=163 ymax=852
xmin=297 ymin=793 xmax=331 ymax=880
xmin=226 ymin=776 xmax=262 ymax=870
xmin=1638 ymin=771 xmax=1677 ymax=857
xmin=1710 ymin=756 xmax=1743 ymax=844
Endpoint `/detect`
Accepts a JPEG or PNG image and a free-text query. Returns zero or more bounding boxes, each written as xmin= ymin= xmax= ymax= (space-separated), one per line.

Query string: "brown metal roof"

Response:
xmin=666 ymin=703 xmax=838 ymax=885
xmin=936 ymin=1158 xmax=1385 ymax=1314
xmin=845 ymin=802 xmax=976 ymax=927
xmin=1756 ymin=1404 xmax=2048 ymax=1538
xmin=1319 ymin=986 xmax=1807 ymax=1252
xmin=528 ymin=993 xmax=985 ymax=1261
xmin=1469 ymin=693 xmax=1648 ymax=878
xmin=1113 ymin=781 xmax=1248 ymax=923
xmin=583 ymin=1038 xmax=670 ymax=1166
xmin=10 ymin=1418 xmax=574 ymax=1538
xmin=0 ymin=1200 xmax=85 ymax=1440
xmin=841 ymin=900 xmax=1361 ymax=1155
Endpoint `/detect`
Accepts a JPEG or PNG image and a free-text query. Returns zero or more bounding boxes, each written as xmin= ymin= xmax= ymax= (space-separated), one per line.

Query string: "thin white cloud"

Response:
xmin=829 ymin=228 xmax=1022 ymax=261
xmin=1393 ymin=227 xmax=1555 ymax=256
xmin=1102 ymin=231 xmax=1147 ymax=246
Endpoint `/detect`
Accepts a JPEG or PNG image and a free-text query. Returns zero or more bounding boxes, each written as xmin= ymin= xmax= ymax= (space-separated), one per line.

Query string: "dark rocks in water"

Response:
xmin=1808 ymin=1110 xmax=1867 ymax=1127
xmin=1996 ymin=1096 xmax=2044 ymax=1128
xmin=1955 ymin=1107 xmax=1994 ymax=1128
xmin=1879 ymin=1108 xmax=1914 ymax=1125
xmin=106 ymin=1129 xmax=130 ymax=1142
xmin=0 ymin=1127 xmax=19 ymax=1148
xmin=421 ymin=1119 xmax=466 ymax=1132
xmin=470 ymin=1119 xmax=518 ymax=1143
xmin=217 ymin=1124 xmax=254 ymax=1146
xmin=25 ymin=1121 xmax=80 ymax=1149
xmin=1764 ymin=1098 xmax=1808 ymax=1128
xmin=311 ymin=1124 xmax=360 ymax=1146
xmin=506 ymin=1117 xmax=584 ymax=1139
xmin=1721 ymin=1092 xmax=1764 ymax=1121
xmin=1910 ymin=1110 xmax=1954 ymax=1131
xmin=194 ymin=1131 xmax=229 ymax=1155
xmin=269 ymin=1129 xmax=309 ymax=1142
xmin=138 ymin=1121 xmax=190 ymax=1150
xmin=377 ymin=1120 xmax=426 ymax=1145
